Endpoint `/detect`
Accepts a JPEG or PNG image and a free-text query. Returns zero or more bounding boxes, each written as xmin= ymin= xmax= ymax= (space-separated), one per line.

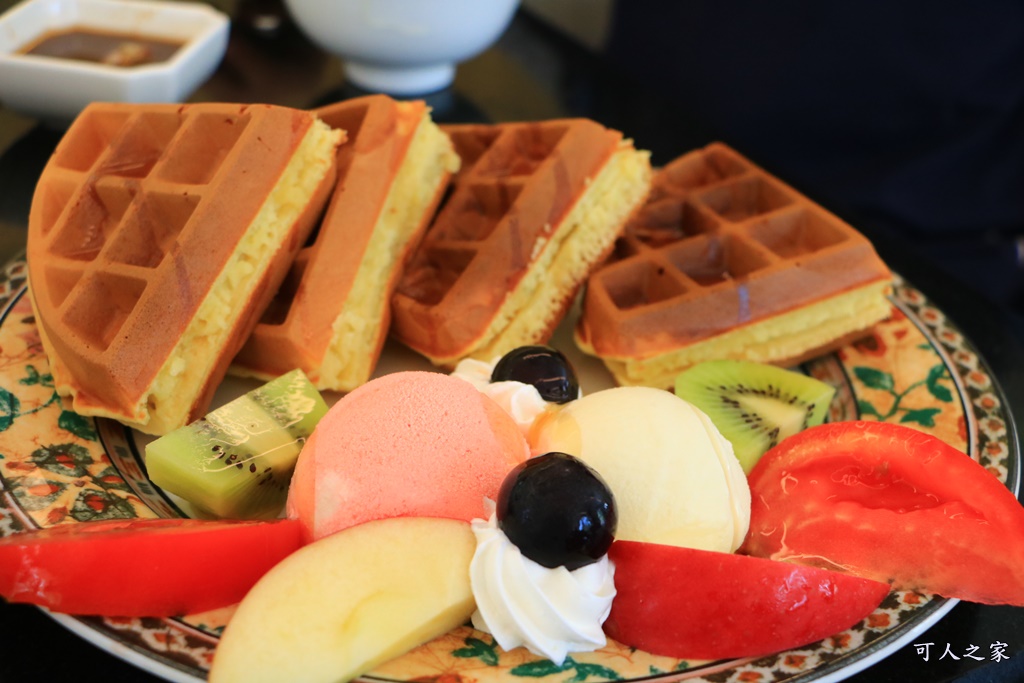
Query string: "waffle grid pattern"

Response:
xmin=393 ymin=119 xmax=622 ymax=361
xmin=582 ymin=142 xmax=892 ymax=354
xmin=32 ymin=105 xmax=256 ymax=354
xmin=397 ymin=123 xmax=571 ymax=306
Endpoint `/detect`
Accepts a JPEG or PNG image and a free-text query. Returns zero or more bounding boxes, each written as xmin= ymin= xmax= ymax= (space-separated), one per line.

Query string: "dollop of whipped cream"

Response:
xmin=469 ymin=510 xmax=616 ymax=665
xmin=451 ymin=358 xmax=551 ymax=438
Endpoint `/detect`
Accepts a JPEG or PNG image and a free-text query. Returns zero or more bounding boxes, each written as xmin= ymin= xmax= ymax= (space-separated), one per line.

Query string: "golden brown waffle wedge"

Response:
xmin=27 ymin=102 xmax=342 ymax=435
xmin=231 ymin=95 xmax=458 ymax=392
xmin=575 ymin=142 xmax=894 ymax=388
xmin=390 ymin=118 xmax=652 ymax=368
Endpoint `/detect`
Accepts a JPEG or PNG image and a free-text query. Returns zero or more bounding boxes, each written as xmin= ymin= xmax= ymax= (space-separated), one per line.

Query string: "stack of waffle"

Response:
xmin=231 ymin=95 xmax=458 ymax=393
xmin=26 ymin=102 xmax=894 ymax=436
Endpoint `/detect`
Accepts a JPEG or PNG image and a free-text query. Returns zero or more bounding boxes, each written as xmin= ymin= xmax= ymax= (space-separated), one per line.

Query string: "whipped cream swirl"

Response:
xmin=469 ymin=512 xmax=616 ymax=665
xmin=451 ymin=358 xmax=552 ymax=438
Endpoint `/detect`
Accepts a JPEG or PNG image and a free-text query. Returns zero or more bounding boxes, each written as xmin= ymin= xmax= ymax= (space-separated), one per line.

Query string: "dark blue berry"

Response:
xmin=491 ymin=346 xmax=579 ymax=404
xmin=496 ymin=452 xmax=616 ymax=570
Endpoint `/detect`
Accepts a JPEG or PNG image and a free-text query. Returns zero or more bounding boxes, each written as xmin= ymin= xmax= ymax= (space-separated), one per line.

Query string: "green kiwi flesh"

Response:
xmin=674 ymin=360 xmax=836 ymax=474
xmin=145 ymin=369 xmax=329 ymax=519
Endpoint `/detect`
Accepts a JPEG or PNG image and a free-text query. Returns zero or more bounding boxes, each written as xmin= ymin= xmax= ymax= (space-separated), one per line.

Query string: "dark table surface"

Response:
xmin=1 ymin=3 xmax=1024 ymax=682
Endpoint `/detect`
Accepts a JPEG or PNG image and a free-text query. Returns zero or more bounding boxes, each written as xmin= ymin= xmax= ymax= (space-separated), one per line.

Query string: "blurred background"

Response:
xmin=1 ymin=0 xmax=1022 ymax=319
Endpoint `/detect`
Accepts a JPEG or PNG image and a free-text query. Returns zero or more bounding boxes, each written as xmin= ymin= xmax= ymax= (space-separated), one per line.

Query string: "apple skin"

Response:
xmin=0 ymin=518 xmax=303 ymax=616
xmin=604 ymin=540 xmax=891 ymax=661
xmin=209 ymin=517 xmax=476 ymax=683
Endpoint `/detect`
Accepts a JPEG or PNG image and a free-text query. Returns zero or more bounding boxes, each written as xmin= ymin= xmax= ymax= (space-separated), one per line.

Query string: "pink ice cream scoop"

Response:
xmin=287 ymin=371 xmax=530 ymax=541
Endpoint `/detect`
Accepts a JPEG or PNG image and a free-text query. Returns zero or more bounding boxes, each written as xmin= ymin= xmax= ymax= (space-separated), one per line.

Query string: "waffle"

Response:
xmin=230 ymin=95 xmax=458 ymax=392
xmin=575 ymin=142 xmax=893 ymax=388
xmin=26 ymin=102 xmax=343 ymax=435
xmin=390 ymin=119 xmax=652 ymax=368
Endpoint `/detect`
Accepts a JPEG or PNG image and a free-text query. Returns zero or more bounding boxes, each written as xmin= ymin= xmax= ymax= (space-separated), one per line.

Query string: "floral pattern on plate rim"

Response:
xmin=0 ymin=257 xmax=1018 ymax=683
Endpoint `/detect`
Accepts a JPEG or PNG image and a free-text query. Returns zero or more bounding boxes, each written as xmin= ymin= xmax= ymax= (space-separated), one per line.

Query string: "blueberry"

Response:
xmin=496 ymin=452 xmax=617 ymax=570
xmin=491 ymin=346 xmax=579 ymax=404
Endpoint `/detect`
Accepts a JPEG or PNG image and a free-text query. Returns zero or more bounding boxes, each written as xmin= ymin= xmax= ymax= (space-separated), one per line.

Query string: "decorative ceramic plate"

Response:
xmin=0 ymin=255 xmax=1018 ymax=683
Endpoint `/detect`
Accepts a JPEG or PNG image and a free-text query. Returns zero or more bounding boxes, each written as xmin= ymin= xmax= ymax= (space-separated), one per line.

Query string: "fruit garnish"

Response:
xmin=145 ymin=368 xmax=328 ymax=520
xmin=491 ymin=345 xmax=580 ymax=404
xmin=0 ymin=518 xmax=303 ymax=616
xmin=209 ymin=517 xmax=476 ymax=683
xmin=674 ymin=359 xmax=836 ymax=473
xmin=496 ymin=451 xmax=616 ymax=570
xmin=743 ymin=421 xmax=1024 ymax=606
xmin=605 ymin=540 xmax=890 ymax=660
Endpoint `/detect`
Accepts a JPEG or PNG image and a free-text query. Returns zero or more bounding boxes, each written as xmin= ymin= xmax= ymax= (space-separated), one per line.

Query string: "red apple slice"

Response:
xmin=0 ymin=517 xmax=304 ymax=616
xmin=605 ymin=540 xmax=890 ymax=660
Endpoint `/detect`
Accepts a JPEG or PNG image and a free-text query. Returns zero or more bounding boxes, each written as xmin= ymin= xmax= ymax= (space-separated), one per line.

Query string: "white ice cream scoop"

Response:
xmin=532 ymin=386 xmax=751 ymax=553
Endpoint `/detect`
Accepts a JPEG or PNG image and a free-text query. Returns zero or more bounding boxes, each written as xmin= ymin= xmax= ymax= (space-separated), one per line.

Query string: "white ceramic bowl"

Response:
xmin=283 ymin=0 xmax=520 ymax=95
xmin=0 ymin=0 xmax=229 ymax=123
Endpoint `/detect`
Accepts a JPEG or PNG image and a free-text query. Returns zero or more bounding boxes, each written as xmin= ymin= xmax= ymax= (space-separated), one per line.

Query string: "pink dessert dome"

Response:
xmin=287 ymin=370 xmax=529 ymax=541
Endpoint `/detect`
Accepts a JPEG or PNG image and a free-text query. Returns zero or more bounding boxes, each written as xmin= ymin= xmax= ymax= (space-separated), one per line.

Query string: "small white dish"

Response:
xmin=0 ymin=0 xmax=229 ymax=123
xmin=283 ymin=0 xmax=520 ymax=95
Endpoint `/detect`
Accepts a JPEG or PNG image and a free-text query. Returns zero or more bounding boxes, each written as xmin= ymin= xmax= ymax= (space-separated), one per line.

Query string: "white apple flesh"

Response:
xmin=209 ymin=516 xmax=476 ymax=683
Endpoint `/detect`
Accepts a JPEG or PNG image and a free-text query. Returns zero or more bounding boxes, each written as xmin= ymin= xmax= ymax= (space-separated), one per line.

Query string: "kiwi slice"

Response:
xmin=674 ymin=360 xmax=836 ymax=474
xmin=145 ymin=369 xmax=329 ymax=519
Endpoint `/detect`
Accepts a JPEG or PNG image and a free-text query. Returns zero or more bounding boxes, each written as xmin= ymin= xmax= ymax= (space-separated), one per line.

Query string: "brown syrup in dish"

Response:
xmin=18 ymin=28 xmax=182 ymax=66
